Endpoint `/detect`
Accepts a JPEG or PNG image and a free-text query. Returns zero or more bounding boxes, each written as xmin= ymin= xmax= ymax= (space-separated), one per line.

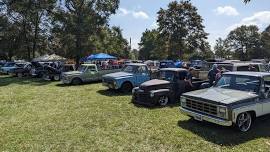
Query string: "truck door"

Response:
xmin=135 ymin=66 xmax=150 ymax=86
xmin=84 ymin=66 xmax=98 ymax=82
xmin=262 ymin=76 xmax=270 ymax=115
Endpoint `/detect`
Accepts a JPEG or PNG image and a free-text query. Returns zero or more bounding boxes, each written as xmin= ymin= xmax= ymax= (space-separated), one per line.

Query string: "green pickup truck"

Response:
xmin=61 ymin=64 xmax=120 ymax=85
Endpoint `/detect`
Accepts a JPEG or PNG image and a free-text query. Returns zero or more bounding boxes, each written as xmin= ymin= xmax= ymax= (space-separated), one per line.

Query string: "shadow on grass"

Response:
xmin=97 ymin=89 xmax=131 ymax=97
xmin=55 ymin=81 xmax=101 ymax=87
xmin=178 ymin=115 xmax=270 ymax=146
xmin=0 ymin=76 xmax=51 ymax=86
xmin=132 ymin=101 xmax=180 ymax=109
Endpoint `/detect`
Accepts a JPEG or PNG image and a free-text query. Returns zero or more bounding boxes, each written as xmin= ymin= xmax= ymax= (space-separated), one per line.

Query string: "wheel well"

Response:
xmin=122 ymin=81 xmax=133 ymax=87
xmin=247 ymin=111 xmax=256 ymax=121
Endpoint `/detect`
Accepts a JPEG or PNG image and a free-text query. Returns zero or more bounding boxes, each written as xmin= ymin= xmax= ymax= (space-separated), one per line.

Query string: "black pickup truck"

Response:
xmin=132 ymin=68 xmax=207 ymax=106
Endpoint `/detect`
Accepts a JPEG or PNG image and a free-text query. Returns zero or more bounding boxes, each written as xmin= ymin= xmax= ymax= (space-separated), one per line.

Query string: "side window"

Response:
xmin=237 ymin=66 xmax=249 ymax=71
xmin=179 ymin=71 xmax=187 ymax=80
xmin=138 ymin=66 xmax=148 ymax=74
xmin=264 ymin=76 xmax=270 ymax=98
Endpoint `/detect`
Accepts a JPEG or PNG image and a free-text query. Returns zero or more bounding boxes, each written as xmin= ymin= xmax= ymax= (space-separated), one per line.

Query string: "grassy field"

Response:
xmin=0 ymin=75 xmax=270 ymax=151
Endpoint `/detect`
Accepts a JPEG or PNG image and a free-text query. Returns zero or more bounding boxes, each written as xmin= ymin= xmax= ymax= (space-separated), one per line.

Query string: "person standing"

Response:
xmin=208 ymin=64 xmax=220 ymax=86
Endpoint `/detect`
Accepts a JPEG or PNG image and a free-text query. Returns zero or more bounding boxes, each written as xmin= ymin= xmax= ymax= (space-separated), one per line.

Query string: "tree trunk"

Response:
xmin=32 ymin=12 xmax=39 ymax=59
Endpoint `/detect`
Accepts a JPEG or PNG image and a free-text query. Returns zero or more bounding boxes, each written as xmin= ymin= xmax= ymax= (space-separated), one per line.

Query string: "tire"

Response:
xmin=158 ymin=96 xmax=169 ymax=106
xmin=121 ymin=82 xmax=132 ymax=93
xmin=53 ymin=75 xmax=60 ymax=81
xmin=72 ymin=78 xmax=82 ymax=85
xmin=236 ymin=112 xmax=252 ymax=132
xmin=17 ymin=73 xmax=23 ymax=78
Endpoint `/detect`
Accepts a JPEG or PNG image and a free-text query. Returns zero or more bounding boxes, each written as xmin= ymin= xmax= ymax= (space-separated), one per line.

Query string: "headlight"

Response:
xmin=150 ymin=92 xmax=155 ymax=98
xmin=180 ymin=97 xmax=186 ymax=107
xmin=218 ymin=107 xmax=227 ymax=118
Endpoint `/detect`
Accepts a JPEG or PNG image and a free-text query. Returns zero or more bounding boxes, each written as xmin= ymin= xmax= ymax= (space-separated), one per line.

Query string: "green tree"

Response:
xmin=214 ymin=38 xmax=231 ymax=59
xmin=261 ymin=25 xmax=270 ymax=57
xmin=138 ymin=29 xmax=167 ymax=60
xmin=226 ymin=25 xmax=262 ymax=60
xmin=157 ymin=0 xmax=208 ymax=60
xmin=53 ymin=0 xmax=119 ymax=66
xmin=1 ymin=0 xmax=57 ymax=60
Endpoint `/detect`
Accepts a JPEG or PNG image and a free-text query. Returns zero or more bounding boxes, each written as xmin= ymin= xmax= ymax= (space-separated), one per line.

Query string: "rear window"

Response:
xmin=237 ymin=65 xmax=259 ymax=72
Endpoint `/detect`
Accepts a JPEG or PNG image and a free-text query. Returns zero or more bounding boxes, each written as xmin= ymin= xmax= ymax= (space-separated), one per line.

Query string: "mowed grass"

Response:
xmin=0 ymin=76 xmax=270 ymax=151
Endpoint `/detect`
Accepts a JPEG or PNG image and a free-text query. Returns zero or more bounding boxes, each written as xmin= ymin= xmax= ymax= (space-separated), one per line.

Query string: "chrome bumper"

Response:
xmin=180 ymin=107 xmax=232 ymax=126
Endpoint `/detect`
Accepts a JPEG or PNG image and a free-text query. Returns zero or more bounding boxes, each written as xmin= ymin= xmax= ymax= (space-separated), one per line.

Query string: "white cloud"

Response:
xmin=119 ymin=8 xmax=130 ymax=16
xmin=117 ymin=8 xmax=149 ymax=20
xmin=214 ymin=6 xmax=239 ymax=16
xmin=226 ymin=11 xmax=270 ymax=31
xmin=132 ymin=11 xmax=149 ymax=19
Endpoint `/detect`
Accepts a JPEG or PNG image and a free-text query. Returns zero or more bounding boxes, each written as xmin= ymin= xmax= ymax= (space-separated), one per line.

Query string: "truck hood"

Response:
xmin=183 ymin=88 xmax=259 ymax=105
xmin=62 ymin=71 xmax=82 ymax=76
xmin=103 ymin=72 xmax=133 ymax=79
xmin=140 ymin=79 xmax=171 ymax=92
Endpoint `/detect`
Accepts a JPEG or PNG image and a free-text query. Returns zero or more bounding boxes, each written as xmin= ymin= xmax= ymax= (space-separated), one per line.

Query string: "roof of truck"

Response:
xmin=224 ymin=71 xmax=270 ymax=77
xmin=160 ymin=68 xmax=187 ymax=72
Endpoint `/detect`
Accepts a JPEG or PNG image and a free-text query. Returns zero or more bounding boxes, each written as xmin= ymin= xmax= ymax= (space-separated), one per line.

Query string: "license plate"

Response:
xmin=194 ymin=115 xmax=202 ymax=121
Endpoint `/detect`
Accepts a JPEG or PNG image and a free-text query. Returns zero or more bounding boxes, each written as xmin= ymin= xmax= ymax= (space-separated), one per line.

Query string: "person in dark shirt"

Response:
xmin=208 ymin=64 xmax=220 ymax=86
xmin=185 ymin=67 xmax=194 ymax=91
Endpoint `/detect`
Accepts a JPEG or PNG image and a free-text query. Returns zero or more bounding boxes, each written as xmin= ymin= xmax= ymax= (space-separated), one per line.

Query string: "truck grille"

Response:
xmin=186 ymin=98 xmax=217 ymax=116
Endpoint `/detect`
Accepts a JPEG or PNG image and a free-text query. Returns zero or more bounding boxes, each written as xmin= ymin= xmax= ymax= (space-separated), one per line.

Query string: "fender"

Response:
xmin=150 ymin=89 xmax=170 ymax=96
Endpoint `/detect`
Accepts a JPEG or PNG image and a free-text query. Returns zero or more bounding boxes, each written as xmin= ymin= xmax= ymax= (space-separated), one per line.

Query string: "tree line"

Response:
xmin=214 ymin=25 xmax=270 ymax=61
xmin=0 ymin=0 xmax=135 ymax=65
xmin=138 ymin=0 xmax=269 ymax=61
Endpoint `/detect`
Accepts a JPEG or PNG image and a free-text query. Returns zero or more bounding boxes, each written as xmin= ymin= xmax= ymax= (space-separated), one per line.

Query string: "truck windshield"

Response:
xmin=214 ymin=74 xmax=260 ymax=93
xmin=78 ymin=65 xmax=88 ymax=72
xmin=122 ymin=65 xmax=137 ymax=73
xmin=159 ymin=71 xmax=175 ymax=82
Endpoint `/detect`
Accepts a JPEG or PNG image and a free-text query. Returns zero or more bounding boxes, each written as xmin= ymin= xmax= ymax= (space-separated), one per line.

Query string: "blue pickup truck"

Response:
xmin=102 ymin=63 xmax=151 ymax=92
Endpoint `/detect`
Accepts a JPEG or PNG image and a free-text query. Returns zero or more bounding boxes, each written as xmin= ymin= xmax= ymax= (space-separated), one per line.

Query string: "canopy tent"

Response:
xmin=87 ymin=53 xmax=116 ymax=60
xmin=33 ymin=54 xmax=66 ymax=62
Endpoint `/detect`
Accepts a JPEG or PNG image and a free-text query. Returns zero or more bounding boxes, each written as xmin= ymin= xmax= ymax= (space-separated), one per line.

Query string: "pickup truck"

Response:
xmin=180 ymin=71 xmax=270 ymax=132
xmin=62 ymin=64 xmax=120 ymax=85
xmin=102 ymin=63 xmax=151 ymax=92
xmin=132 ymin=68 xmax=207 ymax=106
xmin=197 ymin=62 xmax=267 ymax=81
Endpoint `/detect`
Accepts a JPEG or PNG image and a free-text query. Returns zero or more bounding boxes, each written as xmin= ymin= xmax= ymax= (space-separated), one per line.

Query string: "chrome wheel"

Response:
xmin=158 ymin=96 xmax=169 ymax=106
xmin=237 ymin=112 xmax=252 ymax=132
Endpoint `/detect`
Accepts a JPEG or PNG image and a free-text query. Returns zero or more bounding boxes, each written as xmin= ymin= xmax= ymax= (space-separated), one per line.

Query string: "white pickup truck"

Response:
xmin=180 ymin=71 xmax=270 ymax=132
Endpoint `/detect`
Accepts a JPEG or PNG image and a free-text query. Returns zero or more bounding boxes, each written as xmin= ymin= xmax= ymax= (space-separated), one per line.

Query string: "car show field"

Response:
xmin=1 ymin=75 xmax=270 ymax=151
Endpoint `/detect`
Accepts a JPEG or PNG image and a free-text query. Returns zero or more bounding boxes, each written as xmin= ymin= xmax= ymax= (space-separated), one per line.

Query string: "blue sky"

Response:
xmin=109 ymin=0 xmax=270 ymax=50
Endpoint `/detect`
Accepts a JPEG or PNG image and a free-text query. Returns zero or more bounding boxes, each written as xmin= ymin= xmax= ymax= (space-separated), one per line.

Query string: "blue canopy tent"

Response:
xmin=87 ymin=53 xmax=116 ymax=60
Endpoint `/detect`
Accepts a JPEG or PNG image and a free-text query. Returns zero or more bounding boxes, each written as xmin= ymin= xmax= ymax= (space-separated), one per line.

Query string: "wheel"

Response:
xmin=17 ymin=73 xmax=23 ymax=78
xmin=72 ymin=78 xmax=82 ymax=85
xmin=158 ymin=96 xmax=169 ymax=106
xmin=53 ymin=75 xmax=60 ymax=81
xmin=236 ymin=112 xmax=252 ymax=132
xmin=121 ymin=82 xmax=132 ymax=93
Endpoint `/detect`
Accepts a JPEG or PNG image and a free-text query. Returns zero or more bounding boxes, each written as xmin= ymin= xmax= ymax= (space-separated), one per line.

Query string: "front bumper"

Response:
xmin=180 ymin=107 xmax=232 ymax=126
xmin=132 ymin=91 xmax=157 ymax=106
xmin=61 ymin=77 xmax=71 ymax=84
xmin=102 ymin=82 xmax=117 ymax=89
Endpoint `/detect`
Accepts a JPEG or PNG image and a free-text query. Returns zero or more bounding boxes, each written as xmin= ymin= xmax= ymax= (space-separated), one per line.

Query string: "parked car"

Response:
xmin=102 ymin=63 xmax=151 ymax=92
xmin=132 ymin=68 xmax=207 ymax=106
xmin=0 ymin=62 xmax=18 ymax=74
xmin=190 ymin=60 xmax=205 ymax=69
xmin=159 ymin=60 xmax=176 ymax=69
xmin=9 ymin=62 xmax=32 ymax=77
xmin=180 ymin=71 xmax=270 ymax=132
xmin=43 ymin=64 xmax=75 ymax=81
xmin=62 ymin=64 xmax=120 ymax=85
